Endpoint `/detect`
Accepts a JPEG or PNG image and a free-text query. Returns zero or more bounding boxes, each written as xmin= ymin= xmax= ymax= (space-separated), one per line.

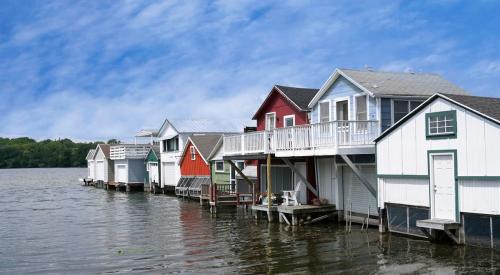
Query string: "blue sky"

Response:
xmin=1 ymin=1 xmax=499 ymax=142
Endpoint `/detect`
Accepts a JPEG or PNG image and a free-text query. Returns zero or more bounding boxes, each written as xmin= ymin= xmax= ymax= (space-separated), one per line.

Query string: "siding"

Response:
xmin=180 ymin=140 xmax=210 ymax=176
xmin=211 ymin=160 xmax=230 ymax=185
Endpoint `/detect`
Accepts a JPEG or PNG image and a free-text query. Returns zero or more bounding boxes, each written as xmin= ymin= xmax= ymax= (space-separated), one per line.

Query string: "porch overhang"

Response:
xmin=223 ymin=154 xmax=268 ymax=160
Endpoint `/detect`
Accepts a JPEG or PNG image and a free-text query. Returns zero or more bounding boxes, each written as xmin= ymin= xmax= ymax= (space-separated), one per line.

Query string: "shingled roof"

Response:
xmin=275 ymin=85 xmax=319 ymax=110
xmin=310 ymin=68 xmax=468 ymax=107
xmin=253 ymin=85 xmax=319 ymax=119
xmin=445 ymin=94 xmax=500 ymax=122
xmin=340 ymin=69 xmax=468 ymax=96
xmin=188 ymin=134 xmax=223 ymax=162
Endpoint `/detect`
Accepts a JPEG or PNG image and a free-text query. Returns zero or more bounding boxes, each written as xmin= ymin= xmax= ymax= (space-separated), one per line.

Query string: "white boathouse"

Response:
xmin=376 ymin=93 xmax=500 ymax=248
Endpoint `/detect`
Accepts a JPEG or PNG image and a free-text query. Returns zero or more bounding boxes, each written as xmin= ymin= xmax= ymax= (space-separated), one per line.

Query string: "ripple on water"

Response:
xmin=1 ymin=168 xmax=500 ymax=274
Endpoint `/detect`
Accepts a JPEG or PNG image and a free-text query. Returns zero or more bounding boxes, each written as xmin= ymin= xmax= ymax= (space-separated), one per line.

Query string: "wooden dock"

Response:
xmin=252 ymin=204 xmax=337 ymax=226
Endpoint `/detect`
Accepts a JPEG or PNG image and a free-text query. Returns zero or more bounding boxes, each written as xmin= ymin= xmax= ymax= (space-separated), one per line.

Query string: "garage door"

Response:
xmin=343 ymin=166 xmax=378 ymax=216
xmin=162 ymin=162 xmax=176 ymax=188
xmin=116 ymin=165 xmax=127 ymax=183
xmin=96 ymin=161 xmax=105 ymax=181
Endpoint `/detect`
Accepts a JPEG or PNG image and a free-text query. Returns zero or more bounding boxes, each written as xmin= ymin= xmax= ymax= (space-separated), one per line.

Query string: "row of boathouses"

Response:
xmin=83 ymin=68 xmax=500 ymax=249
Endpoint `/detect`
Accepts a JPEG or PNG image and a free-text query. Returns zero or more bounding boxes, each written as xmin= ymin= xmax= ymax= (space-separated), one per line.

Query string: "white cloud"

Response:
xmin=1 ymin=0 xmax=499 ymax=141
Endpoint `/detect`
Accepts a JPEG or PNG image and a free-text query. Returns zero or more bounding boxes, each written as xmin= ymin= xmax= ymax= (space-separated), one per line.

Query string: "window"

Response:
xmin=162 ymin=140 xmax=167 ymax=152
xmin=283 ymin=115 xmax=295 ymax=127
xmin=166 ymin=136 xmax=179 ymax=152
xmin=236 ymin=161 xmax=245 ymax=171
xmin=215 ymin=161 xmax=224 ymax=172
xmin=265 ymin=113 xmax=276 ymax=130
xmin=336 ymin=100 xmax=348 ymax=120
xmin=319 ymin=101 xmax=330 ymax=122
xmin=393 ymin=100 xmax=409 ymax=122
xmin=426 ymin=110 xmax=457 ymax=139
xmin=393 ymin=100 xmax=424 ymax=123
xmin=190 ymin=146 xmax=196 ymax=160
xmin=355 ymin=95 xmax=367 ymax=120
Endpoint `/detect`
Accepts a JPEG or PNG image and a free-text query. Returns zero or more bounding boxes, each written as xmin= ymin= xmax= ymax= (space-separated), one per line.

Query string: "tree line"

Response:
xmin=0 ymin=137 xmax=119 ymax=168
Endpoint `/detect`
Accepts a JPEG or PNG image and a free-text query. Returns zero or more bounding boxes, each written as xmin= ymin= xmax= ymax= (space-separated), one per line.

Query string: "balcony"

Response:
xmin=223 ymin=120 xmax=380 ymax=157
xmin=110 ymin=145 xmax=151 ymax=160
xmin=223 ymin=131 xmax=274 ymax=156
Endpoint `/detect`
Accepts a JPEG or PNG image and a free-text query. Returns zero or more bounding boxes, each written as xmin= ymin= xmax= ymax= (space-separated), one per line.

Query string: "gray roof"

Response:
xmin=445 ymin=94 xmax=500 ymax=122
xmin=159 ymin=118 xmax=245 ymax=134
xmin=340 ymin=69 xmax=468 ymax=97
xmin=275 ymin=85 xmax=319 ymax=110
xmin=189 ymin=134 xmax=223 ymax=160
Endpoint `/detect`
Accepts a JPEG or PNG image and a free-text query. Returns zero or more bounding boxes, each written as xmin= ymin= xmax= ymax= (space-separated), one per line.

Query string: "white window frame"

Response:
xmin=265 ymin=112 xmax=276 ymax=131
xmin=353 ymin=94 xmax=368 ymax=121
xmin=215 ymin=161 xmax=225 ymax=172
xmin=318 ymin=99 xmax=331 ymax=123
xmin=333 ymin=96 xmax=350 ymax=121
xmin=283 ymin=115 xmax=295 ymax=127
xmin=190 ymin=146 xmax=196 ymax=160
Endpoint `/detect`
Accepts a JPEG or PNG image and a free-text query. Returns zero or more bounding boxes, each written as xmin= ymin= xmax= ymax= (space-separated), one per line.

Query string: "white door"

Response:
xmin=116 ymin=165 xmax=127 ymax=183
xmin=96 ymin=161 xmax=105 ymax=181
xmin=149 ymin=163 xmax=159 ymax=183
xmin=88 ymin=161 xmax=95 ymax=179
xmin=294 ymin=162 xmax=308 ymax=204
xmin=431 ymin=154 xmax=456 ymax=221
xmin=162 ymin=162 xmax=176 ymax=187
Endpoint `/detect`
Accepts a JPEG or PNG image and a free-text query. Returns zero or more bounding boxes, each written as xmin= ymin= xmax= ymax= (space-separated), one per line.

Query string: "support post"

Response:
xmin=339 ymin=154 xmax=377 ymax=198
xmin=282 ymin=158 xmax=318 ymax=198
xmin=267 ymin=153 xmax=273 ymax=222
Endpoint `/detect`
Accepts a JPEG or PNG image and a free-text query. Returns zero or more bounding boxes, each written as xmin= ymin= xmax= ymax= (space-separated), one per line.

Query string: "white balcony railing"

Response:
xmin=110 ymin=145 xmax=151 ymax=160
xmin=274 ymin=120 xmax=379 ymax=151
xmin=223 ymin=131 xmax=274 ymax=155
xmin=223 ymin=120 xmax=379 ymax=156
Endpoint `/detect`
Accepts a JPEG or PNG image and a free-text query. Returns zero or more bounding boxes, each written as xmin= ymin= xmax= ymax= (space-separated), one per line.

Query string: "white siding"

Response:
xmin=460 ymin=179 xmax=500 ymax=215
xmin=94 ymin=148 xmax=108 ymax=182
xmin=379 ymin=178 xmax=429 ymax=208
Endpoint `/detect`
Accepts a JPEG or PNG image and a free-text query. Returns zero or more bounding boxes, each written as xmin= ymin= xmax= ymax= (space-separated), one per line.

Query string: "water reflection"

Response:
xmin=1 ymin=168 xmax=500 ymax=274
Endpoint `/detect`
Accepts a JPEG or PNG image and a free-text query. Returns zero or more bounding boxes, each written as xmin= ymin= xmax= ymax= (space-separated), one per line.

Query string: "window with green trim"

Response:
xmin=425 ymin=110 xmax=457 ymax=139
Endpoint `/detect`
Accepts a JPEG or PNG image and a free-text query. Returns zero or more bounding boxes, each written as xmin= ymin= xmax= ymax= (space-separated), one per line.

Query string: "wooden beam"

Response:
xmin=339 ymin=154 xmax=377 ymax=198
xmin=282 ymin=158 xmax=319 ymax=198
xmin=267 ymin=154 xmax=272 ymax=212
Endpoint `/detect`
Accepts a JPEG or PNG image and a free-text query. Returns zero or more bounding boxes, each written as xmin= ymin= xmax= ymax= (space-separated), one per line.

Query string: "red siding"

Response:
xmin=255 ymin=88 xmax=309 ymax=131
xmin=180 ymin=141 xmax=210 ymax=176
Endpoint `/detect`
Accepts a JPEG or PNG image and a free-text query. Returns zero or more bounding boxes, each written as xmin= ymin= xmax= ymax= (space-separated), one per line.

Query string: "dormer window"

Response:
xmin=426 ymin=110 xmax=457 ymax=139
xmin=190 ymin=146 xmax=196 ymax=160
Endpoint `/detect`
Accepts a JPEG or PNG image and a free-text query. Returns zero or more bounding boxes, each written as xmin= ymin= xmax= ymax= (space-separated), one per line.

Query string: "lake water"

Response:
xmin=1 ymin=168 xmax=500 ymax=274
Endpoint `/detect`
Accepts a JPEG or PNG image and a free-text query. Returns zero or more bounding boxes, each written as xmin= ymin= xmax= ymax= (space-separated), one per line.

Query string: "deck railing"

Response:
xmin=223 ymin=131 xmax=274 ymax=155
xmin=224 ymin=120 xmax=379 ymax=156
xmin=110 ymin=145 xmax=151 ymax=160
xmin=274 ymin=120 xmax=380 ymax=151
